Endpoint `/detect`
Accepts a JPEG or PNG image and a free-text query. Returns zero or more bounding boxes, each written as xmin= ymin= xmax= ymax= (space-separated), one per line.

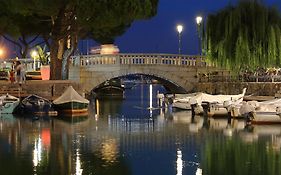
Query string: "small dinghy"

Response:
xmin=17 ymin=94 xmax=56 ymax=116
xmin=0 ymin=94 xmax=20 ymax=114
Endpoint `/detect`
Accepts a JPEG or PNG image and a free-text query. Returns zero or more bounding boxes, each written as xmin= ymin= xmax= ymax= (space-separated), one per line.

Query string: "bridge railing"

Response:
xmin=70 ymin=53 xmax=210 ymax=67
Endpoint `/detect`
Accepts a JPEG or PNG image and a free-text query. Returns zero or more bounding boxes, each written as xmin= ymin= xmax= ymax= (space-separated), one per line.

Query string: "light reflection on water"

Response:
xmin=0 ymin=84 xmax=280 ymax=175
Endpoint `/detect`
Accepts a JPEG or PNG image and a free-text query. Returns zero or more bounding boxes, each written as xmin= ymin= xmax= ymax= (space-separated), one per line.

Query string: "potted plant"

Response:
xmin=33 ymin=45 xmax=50 ymax=80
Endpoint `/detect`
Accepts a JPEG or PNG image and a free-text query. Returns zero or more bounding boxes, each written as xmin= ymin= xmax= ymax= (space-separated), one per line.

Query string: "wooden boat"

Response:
xmin=53 ymin=86 xmax=89 ymax=116
xmin=17 ymin=94 xmax=55 ymax=116
xmin=0 ymin=94 xmax=20 ymax=114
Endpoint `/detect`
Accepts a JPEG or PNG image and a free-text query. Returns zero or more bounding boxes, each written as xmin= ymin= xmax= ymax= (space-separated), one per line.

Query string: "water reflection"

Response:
xmin=176 ymin=149 xmax=183 ymax=175
xmin=0 ymin=84 xmax=280 ymax=174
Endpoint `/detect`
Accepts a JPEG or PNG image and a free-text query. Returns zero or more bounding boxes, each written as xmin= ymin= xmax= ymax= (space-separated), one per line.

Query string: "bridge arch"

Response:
xmin=69 ymin=53 xmax=216 ymax=94
xmin=92 ymin=73 xmax=188 ymax=93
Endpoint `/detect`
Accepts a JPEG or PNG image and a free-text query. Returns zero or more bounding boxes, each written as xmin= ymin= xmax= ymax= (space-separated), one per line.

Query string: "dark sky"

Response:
xmin=107 ymin=0 xmax=281 ymax=55
xmin=4 ymin=0 xmax=281 ymax=58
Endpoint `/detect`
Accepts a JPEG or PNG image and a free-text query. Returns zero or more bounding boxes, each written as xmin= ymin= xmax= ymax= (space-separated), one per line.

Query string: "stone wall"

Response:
xmin=0 ymin=80 xmax=84 ymax=100
xmin=196 ymin=82 xmax=281 ymax=96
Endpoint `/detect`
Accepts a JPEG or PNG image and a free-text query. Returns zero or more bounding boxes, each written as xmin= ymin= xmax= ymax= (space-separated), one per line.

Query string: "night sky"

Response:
xmin=104 ymin=0 xmax=281 ymax=55
xmin=3 ymin=0 xmax=281 ymax=58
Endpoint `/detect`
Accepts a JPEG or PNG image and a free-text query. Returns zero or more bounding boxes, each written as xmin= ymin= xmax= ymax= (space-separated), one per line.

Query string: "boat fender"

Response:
xmin=276 ymin=106 xmax=281 ymax=117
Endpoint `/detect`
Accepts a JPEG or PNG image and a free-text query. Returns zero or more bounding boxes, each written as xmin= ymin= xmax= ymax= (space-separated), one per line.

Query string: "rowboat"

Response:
xmin=0 ymin=94 xmax=20 ymax=114
xmin=17 ymin=94 xmax=55 ymax=116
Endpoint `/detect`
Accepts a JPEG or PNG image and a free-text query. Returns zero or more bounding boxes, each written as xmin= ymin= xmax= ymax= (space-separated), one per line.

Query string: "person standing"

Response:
xmin=15 ymin=61 xmax=23 ymax=85
xmin=9 ymin=68 xmax=15 ymax=83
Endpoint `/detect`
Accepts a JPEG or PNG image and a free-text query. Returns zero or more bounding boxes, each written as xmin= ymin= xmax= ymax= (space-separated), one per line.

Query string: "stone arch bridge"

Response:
xmin=69 ymin=53 xmax=222 ymax=94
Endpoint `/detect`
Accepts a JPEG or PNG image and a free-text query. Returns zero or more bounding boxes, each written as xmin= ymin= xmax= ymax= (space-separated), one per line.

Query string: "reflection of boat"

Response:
xmin=0 ymin=94 xmax=20 ymax=114
xmin=53 ymin=86 xmax=89 ymax=116
xmin=17 ymin=94 xmax=55 ymax=115
xmin=170 ymin=110 xmax=192 ymax=123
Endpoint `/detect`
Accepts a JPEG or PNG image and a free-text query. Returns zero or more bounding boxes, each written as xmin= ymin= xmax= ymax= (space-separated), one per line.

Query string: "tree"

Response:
xmin=1 ymin=0 xmax=158 ymax=80
xmin=0 ymin=1 xmax=50 ymax=58
xmin=206 ymin=0 xmax=281 ymax=72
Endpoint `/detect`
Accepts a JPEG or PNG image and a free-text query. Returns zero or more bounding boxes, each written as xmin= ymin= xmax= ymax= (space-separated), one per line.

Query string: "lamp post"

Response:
xmin=31 ymin=50 xmax=38 ymax=71
xmin=0 ymin=48 xmax=3 ymax=58
xmin=196 ymin=16 xmax=203 ymax=55
xmin=176 ymin=24 xmax=183 ymax=55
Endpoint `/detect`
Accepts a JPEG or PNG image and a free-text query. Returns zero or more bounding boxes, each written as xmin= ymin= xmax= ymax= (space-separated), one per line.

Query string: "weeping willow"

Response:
xmin=206 ymin=0 xmax=281 ymax=72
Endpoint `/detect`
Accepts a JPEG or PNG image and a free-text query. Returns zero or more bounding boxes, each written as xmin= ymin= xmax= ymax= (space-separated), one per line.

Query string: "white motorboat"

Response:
xmin=0 ymin=94 xmax=20 ymax=114
xmin=172 ymin=93 xmax=198 ymax=110
xmin=236 ymin=98 xmax=281 ymax=124
xmin=191 ymin=88 xmax=247 ymax=116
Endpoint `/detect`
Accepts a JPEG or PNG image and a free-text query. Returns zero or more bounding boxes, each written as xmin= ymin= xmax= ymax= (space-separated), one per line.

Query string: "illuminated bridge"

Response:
xmin=69 ymin=53 xmax=220 ymax=93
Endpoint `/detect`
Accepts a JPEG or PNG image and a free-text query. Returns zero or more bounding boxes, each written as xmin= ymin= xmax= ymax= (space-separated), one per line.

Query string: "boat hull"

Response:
xmin=54 ymin=102 xmax=88 ymax=116
xmin=172 ymin=101 xmax=192 ymax=110
xmin=251 ymin=112 xmax=281 ymax=125
xmin=17 ymin=94 xmax=55 ymax=116
xmin=0 ymin=101 xmax=20 ymax=114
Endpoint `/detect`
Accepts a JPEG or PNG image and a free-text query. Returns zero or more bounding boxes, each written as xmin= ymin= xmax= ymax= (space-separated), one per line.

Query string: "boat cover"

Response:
xmin=189 ymin=88 xmax=246 ymax=105
xmin=240 ymin=98 xmax=281 ymax=114
xmin=53 ymin=86 xmax=89 ymax=105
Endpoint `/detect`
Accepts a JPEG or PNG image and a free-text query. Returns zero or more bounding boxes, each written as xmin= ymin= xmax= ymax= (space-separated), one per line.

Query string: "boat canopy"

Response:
xmin=53 ymin=86 xmax=89 ymax=105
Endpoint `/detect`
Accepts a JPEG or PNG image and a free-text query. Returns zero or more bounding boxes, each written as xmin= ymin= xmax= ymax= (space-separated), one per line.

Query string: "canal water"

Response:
xmin=0 ymin=84 xmax=281 ymax=175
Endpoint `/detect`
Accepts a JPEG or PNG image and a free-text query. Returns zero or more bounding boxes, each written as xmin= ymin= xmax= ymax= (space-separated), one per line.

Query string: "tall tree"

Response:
xmin=1 ymin=0 xmax=158 ymax=79
xmin=206 ymin=0 xmax=281 ymax=72
xmin=0 ymin=1 xmax=50 ymax=58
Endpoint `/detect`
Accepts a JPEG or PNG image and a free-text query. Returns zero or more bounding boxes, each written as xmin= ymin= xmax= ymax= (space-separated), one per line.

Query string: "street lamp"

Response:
xmin=196 ymin=16 xmax=203 ymax=55
xmin=0 ymin=48 xmax=4 ymax=57
xmin=176 ymin=24 xmax=183 ymax=55
xmin=31 ymin=50 xmax=38 ymax=70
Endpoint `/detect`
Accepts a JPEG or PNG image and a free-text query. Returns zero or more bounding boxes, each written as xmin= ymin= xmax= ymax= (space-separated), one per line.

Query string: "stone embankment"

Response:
xmin=0 ymin=80 xmax=84 ymax=100
xmin=196 ymin=82 xmax=281 ymax=97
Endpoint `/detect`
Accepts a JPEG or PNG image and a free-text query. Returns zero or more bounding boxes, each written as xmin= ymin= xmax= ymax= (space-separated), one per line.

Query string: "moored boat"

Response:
xmin=235 ymin=98 xmax=281 ymax=124
xmin=192 ymin=88 xmax=247 ymax=116
xmin=0 ymin=94 xmax=20 ymax=114
xmin=172 ymin=93 xmax=198 ymax=110
xmin=16 ymin=94 xmax=55 ymax=116
xmin=53 ymin=86 xmax=89 ymax=116
xmin=172 ymin=88 xmax=246 ymax=114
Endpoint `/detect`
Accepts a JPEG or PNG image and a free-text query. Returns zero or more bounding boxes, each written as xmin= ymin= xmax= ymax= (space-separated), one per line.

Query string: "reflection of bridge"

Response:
xmin=69 ymin=53 xmax=220 ymax=93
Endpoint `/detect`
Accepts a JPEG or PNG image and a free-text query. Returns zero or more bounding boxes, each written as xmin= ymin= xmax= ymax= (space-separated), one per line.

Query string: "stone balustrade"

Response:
xmin=70 ymin=53 xmax=209 ymax=67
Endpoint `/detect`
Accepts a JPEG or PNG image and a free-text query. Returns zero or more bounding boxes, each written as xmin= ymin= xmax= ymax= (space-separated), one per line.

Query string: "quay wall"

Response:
xmin=0 ymin=80 xmax=85 ymax=100
xmin=196 ymin=82 xmax=281 ymax=96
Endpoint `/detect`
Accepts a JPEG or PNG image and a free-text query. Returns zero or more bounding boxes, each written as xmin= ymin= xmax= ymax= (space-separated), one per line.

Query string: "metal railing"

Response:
xmin=70 ymin=53 xmax=209 ymax=67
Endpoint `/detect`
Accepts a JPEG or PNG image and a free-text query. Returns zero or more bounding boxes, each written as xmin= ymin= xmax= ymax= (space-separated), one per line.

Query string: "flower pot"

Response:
xmin=40 ymin=65 xmax=50 ymax=80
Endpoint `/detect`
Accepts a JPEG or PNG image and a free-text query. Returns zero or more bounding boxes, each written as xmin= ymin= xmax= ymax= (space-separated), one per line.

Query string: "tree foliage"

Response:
xmin=0 ymin=0 xmax=50 ymax=58
xmin=0 ymin=0 xmax=159 ymax=79
xmin=206 ymin=0 xmax=281 ymax=72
